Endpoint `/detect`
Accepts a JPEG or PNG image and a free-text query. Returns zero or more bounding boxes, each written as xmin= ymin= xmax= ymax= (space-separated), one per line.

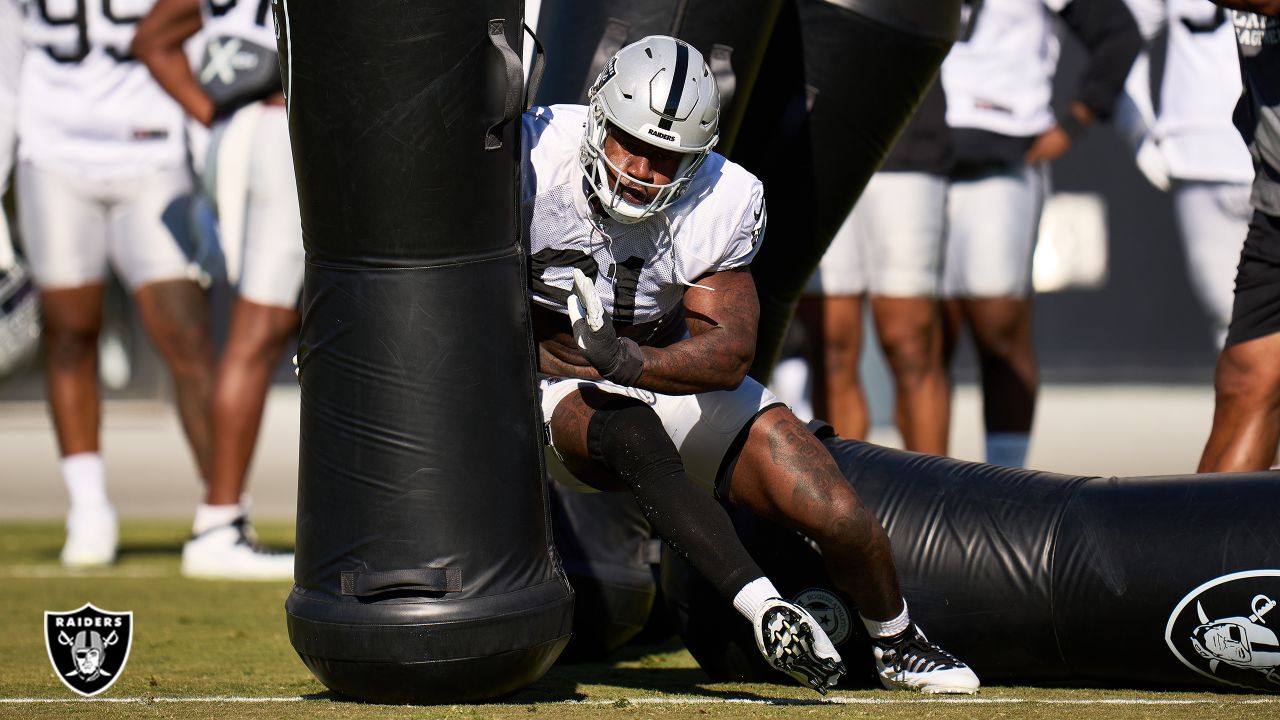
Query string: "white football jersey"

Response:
xmin=1157 ymin=0 xmax=1252 ymax=182
xmin=0 ymin=0 xmax=21 ymax=190
xmin=943 ymin=0 xmax=1073 ymax=138
xmin=201 ymin=0 xmax=276 ymax=46
xmin=13 ymin=0 xmax=187 ymax=177
xmin=523 ymin=104 xmax=765 ymax=327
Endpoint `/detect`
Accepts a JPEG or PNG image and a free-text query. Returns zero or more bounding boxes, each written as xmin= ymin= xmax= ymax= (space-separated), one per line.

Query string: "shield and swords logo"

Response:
xmin=1166 ymin=570 xmax=1280 ymax=691
xmin=44 ymin=603 xmax=134 ymax=697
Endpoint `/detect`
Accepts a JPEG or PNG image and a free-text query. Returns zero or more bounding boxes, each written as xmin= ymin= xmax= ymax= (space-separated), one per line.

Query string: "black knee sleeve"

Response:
xmin=586 ymin=397 xmax=764 ymax=601
xmin=586 ymin=397 xmax=686 ymax=486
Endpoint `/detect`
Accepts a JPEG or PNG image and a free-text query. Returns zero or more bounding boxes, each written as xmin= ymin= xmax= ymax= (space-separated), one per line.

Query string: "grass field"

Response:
xmin=1 ymin=522 xmax=1278 ymax=720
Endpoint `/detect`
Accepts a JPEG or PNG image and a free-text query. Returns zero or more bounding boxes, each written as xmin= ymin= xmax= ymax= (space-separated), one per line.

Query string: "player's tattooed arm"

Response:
xmin=631 ymin=266 xmax=759 ymax=395
xmin=133 ymin=0 xmax=215 ymax=126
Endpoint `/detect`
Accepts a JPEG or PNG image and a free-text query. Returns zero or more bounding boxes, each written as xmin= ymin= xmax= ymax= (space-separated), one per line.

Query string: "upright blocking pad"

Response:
xmin=276 ymin=0 xmax=573 ymax=703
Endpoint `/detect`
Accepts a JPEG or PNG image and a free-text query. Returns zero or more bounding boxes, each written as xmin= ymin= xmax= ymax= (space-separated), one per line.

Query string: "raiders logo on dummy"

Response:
xmin=1166 ymin=570 xmax=1280 ymax=691
xmin=44 ymin=603 xmax=134 ymax=697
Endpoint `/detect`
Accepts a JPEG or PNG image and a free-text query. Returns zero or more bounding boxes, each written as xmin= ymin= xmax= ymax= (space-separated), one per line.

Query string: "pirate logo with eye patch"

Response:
xmin=44 ymin=603 xmax=133 ymax=697
xmin=1166 ymin=570 xmax=1280 ymax=691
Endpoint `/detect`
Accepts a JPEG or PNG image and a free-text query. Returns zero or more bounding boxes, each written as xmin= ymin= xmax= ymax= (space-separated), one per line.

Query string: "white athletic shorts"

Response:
xmin=943 ymin=163 xmax=1048 ymax=299
xmin=208 ymin=105 xmax=304 ymax=309
xmin=1171 ymin=180 xmax=1252 ymax=344
xmin=17 ymin=162 xmax=195 ymax=291
xmin=806 ymin=171 xmax=947 ymax=298
xmin=539 ymin=374 xmax=782 ymax=496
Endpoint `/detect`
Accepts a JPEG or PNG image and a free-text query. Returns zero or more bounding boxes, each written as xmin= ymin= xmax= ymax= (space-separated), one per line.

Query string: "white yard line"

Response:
xmin=0 ymin=565 xmax=173 ymax=579
xmin=0 ymin=695 xmax=1276 ymax=705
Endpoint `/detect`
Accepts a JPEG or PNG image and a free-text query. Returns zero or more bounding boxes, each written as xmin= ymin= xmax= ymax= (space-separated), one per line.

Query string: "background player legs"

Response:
xmin=1172 ymin=181 xmax=1252 ymax=349
xmin=871 ymin=296 xmax=949 ymax=455
xmin=41 ymin=284 xmax=115 ymax=566
xmin=133 ymin=278 xmax=215 ymax=482
xmin=947 ymin=296 xmax=1038 ymax=466
xmin=943 ymin=164 xmax=1044 ymax=468
xmin=797 ymin=294 xmax=868 ymax=440
xmin=207 ymin=298 xmax=299 ymax=505
xmin=1198 ymin=333 xmax=1280 ymax=472
xmin=40 ymin=285 xmax=106 ymax=458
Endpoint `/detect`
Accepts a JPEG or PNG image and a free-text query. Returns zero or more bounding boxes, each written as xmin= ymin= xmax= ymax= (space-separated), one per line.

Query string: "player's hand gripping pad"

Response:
xmin=567 ymin=269 xmax=644 ymax=385
xmin=277 ymin=1 xmax=572 ymax=704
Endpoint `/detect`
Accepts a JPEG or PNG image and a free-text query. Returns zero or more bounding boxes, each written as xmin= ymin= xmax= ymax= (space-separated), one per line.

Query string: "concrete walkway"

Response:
xmin=0 ymin=383 xmax=1220 ymax=521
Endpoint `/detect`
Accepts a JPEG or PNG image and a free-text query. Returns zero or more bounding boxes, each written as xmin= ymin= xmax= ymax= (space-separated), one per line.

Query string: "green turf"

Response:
xmin=0 ymin=522 xmax=1275 ymax=720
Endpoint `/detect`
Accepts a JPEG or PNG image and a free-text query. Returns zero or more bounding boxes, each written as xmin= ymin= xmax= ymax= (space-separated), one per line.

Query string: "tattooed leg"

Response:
xmin=727 ymin=406 xmax=903 ymax=620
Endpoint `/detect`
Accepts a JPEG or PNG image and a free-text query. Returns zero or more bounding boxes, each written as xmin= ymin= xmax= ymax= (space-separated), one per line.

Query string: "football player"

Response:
xmin=798 ymin=79 xmax=952 ymax=455
xmin=939 ymin=0 xmax=1142 ymax=468
xmin=1198 ymin=0 xmax=1280 ymax=471
xmin=1120 ymin=0 xmax=1254 ymax=350
xmin=3 ymin=0 xmax=216 ymax=567
xmin=0 ymin=0 xmax=41 ymax=381
xmin=133 ymin=0 xmax=297 ymax=579
xmin=526 ymin=36 xmax=979 ymax=694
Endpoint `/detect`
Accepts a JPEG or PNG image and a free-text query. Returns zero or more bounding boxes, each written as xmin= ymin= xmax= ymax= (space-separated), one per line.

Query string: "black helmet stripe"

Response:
xmin=657 ymin=40 xmax=689 ymax=131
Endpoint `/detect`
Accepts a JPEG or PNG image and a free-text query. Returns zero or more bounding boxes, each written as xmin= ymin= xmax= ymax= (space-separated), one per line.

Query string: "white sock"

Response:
xmin=986 ymin=432 xmax=1030 ymax=468
xmin=732 ymin=577 xmax=782 ymax=621
xmin=62 ymin=453 xmax=109 ymax=509
xmin=861 ymin=600 xmax=910 ymax=639
xmin=193 ymin=503 xmax=244 ymax=535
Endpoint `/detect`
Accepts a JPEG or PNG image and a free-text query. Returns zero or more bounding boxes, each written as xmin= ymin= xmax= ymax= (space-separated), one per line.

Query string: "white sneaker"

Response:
xmin=181 ymin=517 xmax=293 ymax=580
xmin=873 ymin=624 xmax=980 ymax=694
xmin=753 ymin=598 xmax=846 ymax=694
xmin=61 ymin=504 xmax=118 ymax=567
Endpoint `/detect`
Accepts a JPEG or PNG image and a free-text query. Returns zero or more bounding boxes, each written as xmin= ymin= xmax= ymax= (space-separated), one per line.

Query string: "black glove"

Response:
xmin=567 ymin=269 xmax=645 ymax=385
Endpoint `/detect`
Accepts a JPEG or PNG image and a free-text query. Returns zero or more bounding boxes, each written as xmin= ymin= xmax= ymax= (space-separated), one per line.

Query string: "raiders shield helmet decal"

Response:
xmin=1165 ymin=570 xmax=1280 ymax=691
xmin=44 ymin=603 xmax=134 ymax=697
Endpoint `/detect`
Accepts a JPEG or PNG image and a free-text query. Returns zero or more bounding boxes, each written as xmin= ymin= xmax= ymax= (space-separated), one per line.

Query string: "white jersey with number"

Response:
xmin=1 ymin=0 xmax=22 ymax=190
xmin=1158 ymin=0 xmax=1252 ymax=182
xmin=522 ymin=104 xmax=765 ymax=327
xmin=201 ymin=0 xmax=275 ymax=46
xmin=943 ymin=0 xmax=1072 ymax=137
xmin=14 ymin=0 xmax=187 ymax=177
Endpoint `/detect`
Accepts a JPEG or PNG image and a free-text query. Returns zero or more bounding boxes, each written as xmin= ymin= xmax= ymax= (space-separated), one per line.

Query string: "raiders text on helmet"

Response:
xmin=580 ymin=35 xmax=721 ymax=224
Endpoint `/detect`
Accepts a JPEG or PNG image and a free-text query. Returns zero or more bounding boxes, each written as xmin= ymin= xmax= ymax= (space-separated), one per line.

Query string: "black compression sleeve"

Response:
xmin=1057 ymin=0 xmax=1143 ymax=120
xmin=587 ymin=397 xmax=764 ymax=601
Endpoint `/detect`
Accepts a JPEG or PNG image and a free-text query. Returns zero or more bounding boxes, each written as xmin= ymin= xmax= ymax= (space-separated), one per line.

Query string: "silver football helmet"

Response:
xmin=580 ymin=35 xmax=720 ymax=224
xmin=0 ymin=218 xmax=40 ymax=379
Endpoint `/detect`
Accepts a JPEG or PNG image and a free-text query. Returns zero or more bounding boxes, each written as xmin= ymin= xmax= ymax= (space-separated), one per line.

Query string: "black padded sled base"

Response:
xmin=286 ymin=580 xmax=573 ymax=662
xmin=297 ymin=638 xmax=570 ymax=704
xmin=663 ymin=432 xmax=1280 ymax=693
xmin=557 ymin=576 xmax=654 ymax=661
